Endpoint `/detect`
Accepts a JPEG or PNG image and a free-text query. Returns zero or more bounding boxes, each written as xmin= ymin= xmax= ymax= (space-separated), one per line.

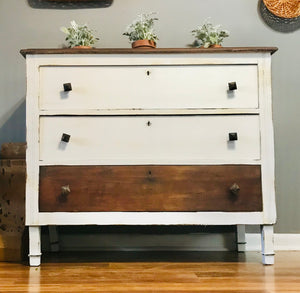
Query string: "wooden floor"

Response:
xmin=0 ymin=251 xmax=299 ymax=292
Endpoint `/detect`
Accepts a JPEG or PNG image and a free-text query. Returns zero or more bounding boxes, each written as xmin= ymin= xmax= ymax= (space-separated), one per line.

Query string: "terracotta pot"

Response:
xmin=200 ymin=44 xmax=222 ymax=49
xmin=209 ymin=44 xmax=222 ymax=48
xmin=132 ymin=40 xmax=156 ymax=49
xmin=72 ymin=45 xmax=92 ymax=49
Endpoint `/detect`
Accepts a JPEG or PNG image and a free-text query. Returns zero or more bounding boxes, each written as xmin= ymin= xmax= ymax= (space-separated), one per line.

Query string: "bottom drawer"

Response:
xmin=39 ymin=165 xmax=262 ymax=212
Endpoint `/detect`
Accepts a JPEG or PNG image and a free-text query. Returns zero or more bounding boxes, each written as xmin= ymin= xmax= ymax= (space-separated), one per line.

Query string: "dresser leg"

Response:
xmin=49 ymin=226 xmax=60 ymax=252
xmin=261 ymin=225 xmax=275 ymax=265
xmin=29 ymin=226 xmax=42 ymax=266
xmin=236 ymin=225 xmax=246 ymax=252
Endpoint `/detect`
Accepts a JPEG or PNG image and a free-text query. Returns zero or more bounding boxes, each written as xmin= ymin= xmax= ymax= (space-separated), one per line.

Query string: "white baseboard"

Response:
xmin=246 ymin=233 xmax=300 ymax=251
xmin=44 ymin=232 xmax=300 ymax=252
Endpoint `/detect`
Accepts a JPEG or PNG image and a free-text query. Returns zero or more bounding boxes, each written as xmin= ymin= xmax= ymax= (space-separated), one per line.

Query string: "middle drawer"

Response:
xmin=39 ymin=115 xmax=260 ymax=164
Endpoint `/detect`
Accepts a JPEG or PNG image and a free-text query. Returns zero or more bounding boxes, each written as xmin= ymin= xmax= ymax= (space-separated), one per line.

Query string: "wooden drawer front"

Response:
xmin=39 ymin=115 xmax=260 ymax=163
xmin=39 ymin=165 xmax=262 ymax=212
xmin=39 ymin=65 xmax=258 ymax=110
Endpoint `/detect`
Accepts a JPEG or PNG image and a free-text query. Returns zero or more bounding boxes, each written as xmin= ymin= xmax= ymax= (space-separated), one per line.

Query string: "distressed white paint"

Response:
xmin=39 ymin=65 xmax=258 ymax=110
xmin=25 ymin=58 xmax=40 ymax=226
xmin=37 ymin=212 xmax=264 ymax=226
xmin=257 ymin=55 xmax=277 ymax=224
xmin=29 ymin=53 xmax=265 ymax=66
xmin=261 ymin=225 xmax=275 ymax=265
xmin=39 ymin=115 xmax=260 ymax=163
xmin=38 ymin=158 xmax=261 ymax=166
xmin=39 ymin=108 xmax=260 ymax=116
xmin=25 ymin=51 xmax=276 ymax=265
xmin=28 ymin=226 xmax=41 ymax=266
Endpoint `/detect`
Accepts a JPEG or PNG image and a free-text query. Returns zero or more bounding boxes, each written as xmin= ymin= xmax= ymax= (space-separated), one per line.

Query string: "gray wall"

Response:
xmin=0 ymin=0 xmax=299 ymax=233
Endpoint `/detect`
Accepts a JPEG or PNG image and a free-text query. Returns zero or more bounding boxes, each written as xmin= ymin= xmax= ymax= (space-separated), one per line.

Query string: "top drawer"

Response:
xmin=39 ymin=65 xmax=258 ymax=110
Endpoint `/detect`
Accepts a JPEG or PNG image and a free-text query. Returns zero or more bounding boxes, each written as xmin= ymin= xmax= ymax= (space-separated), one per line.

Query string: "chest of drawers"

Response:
xmin=21 ymin=47 xmax=277 ymax=266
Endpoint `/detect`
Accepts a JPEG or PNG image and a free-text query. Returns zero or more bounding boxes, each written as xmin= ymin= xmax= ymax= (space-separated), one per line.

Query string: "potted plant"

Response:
xmin=191 ymin=20 xmax=229 ymax=48
xmin=60 ymin=20 xmax=99 ymax=48
xmin=123 ymin=12 xmax=159 ymax=49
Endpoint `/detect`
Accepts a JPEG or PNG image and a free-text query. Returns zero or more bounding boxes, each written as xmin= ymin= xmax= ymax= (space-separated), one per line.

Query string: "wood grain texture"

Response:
xmin=20 ymin=47 xmax=278 ymax=58
xmin=39 ymin=165 xmax=262 ymax=212
xmin=0 ymin=251 xmax=299 ymax=292
xmin=0 ymin=159 xmax=26 ymax=261
xmin=1 ymin=143 xmax=26 ymax=159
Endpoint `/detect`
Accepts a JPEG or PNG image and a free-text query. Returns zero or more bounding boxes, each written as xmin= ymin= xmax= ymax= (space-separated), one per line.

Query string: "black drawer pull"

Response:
xmin=63 ymin=83 xmax=72 ymax=92
xmin=147 ymin=121 xmax=152 ymax=126
xmin=228 ymin=82 xmax=237 ymax=91
xmin=230 ymin=183 xmax=240 ymax=196
xmin=228 ymin=132 xmax=238 ymax=141
xmin=61 ymin=133 xmax=71 ymax=143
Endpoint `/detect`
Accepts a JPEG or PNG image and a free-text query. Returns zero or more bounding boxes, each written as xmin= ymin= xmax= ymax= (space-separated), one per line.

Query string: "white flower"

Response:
xmin=60 ymin=26 xmax=69 ymax=34
xmin=70 ymin=20 xmax=78 ymax=30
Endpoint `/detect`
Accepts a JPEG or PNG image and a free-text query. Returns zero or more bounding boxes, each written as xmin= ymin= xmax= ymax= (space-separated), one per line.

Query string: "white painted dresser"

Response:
xmin=21 ymin=47 xmax=277 ymax=266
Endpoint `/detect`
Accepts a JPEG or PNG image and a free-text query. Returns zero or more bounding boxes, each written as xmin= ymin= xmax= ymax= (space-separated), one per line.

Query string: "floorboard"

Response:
xmin=0 ymin=251 xmax=299 ymax=292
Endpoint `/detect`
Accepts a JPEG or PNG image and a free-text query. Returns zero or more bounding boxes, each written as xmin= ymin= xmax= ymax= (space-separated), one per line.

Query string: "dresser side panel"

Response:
xmin=258 ymin=54 xmax=276 ymax=224
xmin=25 ymin=56 xmax=41 ymax=225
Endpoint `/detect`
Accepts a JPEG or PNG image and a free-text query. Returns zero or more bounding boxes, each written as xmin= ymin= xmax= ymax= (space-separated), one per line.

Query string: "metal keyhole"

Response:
xmin=147 ymin=70 xmax=150 ymax=76
xmin=147 ymin=121 xmax=151 ymax=126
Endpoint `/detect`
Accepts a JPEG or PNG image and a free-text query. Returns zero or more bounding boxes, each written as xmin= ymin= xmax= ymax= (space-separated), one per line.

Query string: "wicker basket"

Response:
xmin=259 ymin=0 xmax=300 ymax=32
xmin=263 ymin=0 xmax=300 ymax=19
